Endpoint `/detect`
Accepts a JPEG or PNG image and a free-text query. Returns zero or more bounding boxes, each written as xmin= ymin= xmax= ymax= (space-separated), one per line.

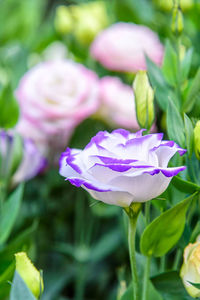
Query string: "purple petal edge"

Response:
xmin=68 ymin=178 xmax=111 ymax=192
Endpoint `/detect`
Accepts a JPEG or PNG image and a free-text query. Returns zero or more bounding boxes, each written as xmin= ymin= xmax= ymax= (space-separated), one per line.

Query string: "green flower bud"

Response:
xmin=194 ymin=121 xmax=200 ymax=160
xmin=171 ymin=7 xmax=184 ymax=34
xmin=180 ymin=239 xmax=200 ymax=298
xmin=133 ymin=71 xmax=154 ymax=130
xmin=15 ymin=252 xmax=44 ymax=299
xmin=71 ymin=1 xmax=108 ymax=44
xmin=55 ymin=6 xmax=73 ymax=35
xmin=155 ymin=0 xmax=193 ymax=12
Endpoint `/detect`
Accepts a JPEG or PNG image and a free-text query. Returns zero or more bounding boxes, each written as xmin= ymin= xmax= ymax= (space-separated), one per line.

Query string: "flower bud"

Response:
xmin=15 ymin=252 xmax=44 ymax=299
xmin=194 ymin=121 xmax=200 ymax=160
xmin=180 ymin=240 xmax=200 ymax=298
xmin=133 ymin=71 xmax=154 ymax=130
xmin=55 ymin=6 xmax=73 ymax=35
xmin=155 ymin=0 xmax=193 ymax=12
xmin=171 ymin=7 xmax=184 ymax=34
xmin=71 ymin=1 xmax=108 ymax=44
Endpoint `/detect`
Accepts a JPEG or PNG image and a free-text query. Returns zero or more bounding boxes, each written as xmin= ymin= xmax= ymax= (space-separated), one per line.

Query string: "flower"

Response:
xmin=0 ymin=131 xmax=45 ymax=185
xmin=15 ymin=252 xmax=44 ymax=299
xmin=180 ymin=239 xmax=200 ymax=298
xmin=90 ymin=22 xmax=164 ymax=72
xmin=98 ymin=76 xmax=140 ymax=129
xmin=15 ymin=60 xmax=99 ymax=158
xmin=59 ymin=129 xmax=186 ymax=207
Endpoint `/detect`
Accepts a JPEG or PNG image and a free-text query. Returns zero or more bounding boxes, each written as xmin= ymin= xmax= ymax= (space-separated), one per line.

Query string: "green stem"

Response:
xmin=142 ymin=202 xmax=151 ymax=300
xmin=128 ymin=216 xmax=139 ymax=300
xmin=142 ymin=256 xmax=151 ymax=300
xmin=173 ymin=248 xmax=182 ymax=270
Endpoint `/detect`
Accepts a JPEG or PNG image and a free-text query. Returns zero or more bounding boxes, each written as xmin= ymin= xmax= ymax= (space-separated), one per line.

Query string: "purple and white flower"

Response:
xmin=59 ymin=129 xmax=186 ymax=207
xmin=0 ymin=131 xmax=46 ymax=185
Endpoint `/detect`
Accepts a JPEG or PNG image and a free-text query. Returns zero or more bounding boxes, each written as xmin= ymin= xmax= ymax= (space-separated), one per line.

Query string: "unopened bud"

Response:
xmin=133 ymin=71 xmax=154 ymax=130
xmin=194 ymin=121 xmax=200 ymax=160
xmin=180 ymin=240 xmax=200 ymax=298
xmin=171 ymin=7 xmax=184 ymax=34
xmin=15 ymin=252 xmax=44 ymax=299
xmin=55 ymin=6 xmax=73 ymax=35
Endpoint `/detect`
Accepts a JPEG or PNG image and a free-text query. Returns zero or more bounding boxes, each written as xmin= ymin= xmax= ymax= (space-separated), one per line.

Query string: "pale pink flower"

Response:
xmin=98 ymin=76 xmax=140 ymax=130
xmin=15 ymin=60 xmax=99 ymax=158
xmin=90 ymin=22 xmax=164 ymax=72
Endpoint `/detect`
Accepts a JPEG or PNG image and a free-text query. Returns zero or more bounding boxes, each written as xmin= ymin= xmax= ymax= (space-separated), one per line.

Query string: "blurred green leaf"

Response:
xmin=146 ymin=56 xmax=172 ymax=111
xmin=162 ymin=40 xmax=178 ymax=86
xmin=183 ymin=68 xmax=200 ymax=113
xmin=140 ymin=193 xmax=196 ymax=257
xmin=0 ymin=84 xmax=19 ymax=129
xmin=151 ymin=271 xmax=193 ymax=300
xmin=90 ymin=229 xmax=121 ymax=262
xmin=172 ymin=176 xmax=200 ymax=194
xmin=184 ymin=114 xmax=194 ymax=158
xmin=167 ymin=99 xmax=185 ymax=147
xmin=180 ymin=48 xmax=193 ymax=83
xmin=120 ymin=280 xmax=163 ymax=300
xmin=10 ymin=271 xmax=36 ymax=300
xmin=0 ymin=184 xmax=24 ymax=245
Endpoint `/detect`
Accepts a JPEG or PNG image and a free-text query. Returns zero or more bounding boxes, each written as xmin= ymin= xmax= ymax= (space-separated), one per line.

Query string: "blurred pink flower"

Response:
xmin=15 ymin=60 xmax=99 ymax=158
xmin=98 ymin=76 xmax=140 ymax=130
xmin=90 ymin=22 xmax=164 ymax=72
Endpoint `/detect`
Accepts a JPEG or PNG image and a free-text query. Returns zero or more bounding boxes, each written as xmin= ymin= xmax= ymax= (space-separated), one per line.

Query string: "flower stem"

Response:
xmin=142 ymin=202 xmax=151 ymax=300
xmin=126 ymin=203 xmax=141 ymax=300
xmin=142 ymin=256 xmax=151 ymax=300
xmin=128 ymin=216 xmax=139 ymax=300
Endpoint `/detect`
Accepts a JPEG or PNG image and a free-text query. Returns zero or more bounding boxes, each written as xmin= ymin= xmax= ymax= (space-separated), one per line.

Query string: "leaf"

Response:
xmin=180 ymin=48 xmax=193 ymax=83
xmin=146 ymin=56 xmax=171 ymax=111
xmin=0 ymin=84 xmax=19 ymax=129
xmin=167 ymin=98 xmax=185 ymax=147
xmin=162 ymin=40 xmax=178 ymax=86
xmin=184 ymin=114 xmax=194 ymax=158
xmin=183 ymin=68 xmax=200 ymax=113
xmin=0 ymin=184 xmax=24 ymax=245
xmin=172 ymin=176 xmax=200 ymax=194
xmin=90 ymin=229 xmax=122 ymax=262
xmin=120 ymin=281 xmax=163 ymax=300
xmin=10 ymin=271 xmax=36 ymax=300
xmin=140 ymin=193 xmax=197 ymax=257
xmin=151 ymin=271 xmax=193 ymax=300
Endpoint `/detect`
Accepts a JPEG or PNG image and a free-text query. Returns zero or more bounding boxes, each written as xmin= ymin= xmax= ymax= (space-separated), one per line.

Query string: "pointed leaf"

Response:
xmin=162 ymin=40 xmax=178 ymax=86
xmin=183 ymin=68 xmax=200 ymax=113
xmin=10 ymin=271 xmax=36 ymax=300
xmin=0 ymin=184 xmax=24 ymax=245
xmin=184 ymin=114 xmax=194 ymax=158
xmin=167 ymin=99 xmax=185 ymax=147
xmin=140 ymin=193 xmax=197 ymax=257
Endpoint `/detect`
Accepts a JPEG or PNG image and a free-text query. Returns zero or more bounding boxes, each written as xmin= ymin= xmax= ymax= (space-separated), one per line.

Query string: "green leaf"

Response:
xmin=180 ymin=48 xmax=193 ymax=83
xmin=162 ymin=40 xmax=178 ymax=86
xmin=172 ymin=176 xmax=200 ymax=194
xmin=140 ymin=193 xmax=197 ymax=257
xmin=120 ymin=281 xmax=163 ymax=300
xmin=146 ymin=56 xmax=170 ymax=111
xmin=183 ymin=68 xmax=200 ymax=113
xmin=167 ymin=99 xmax=185 ymax=147
xmin=151 ymin=271 xmax=193 ymax=300
xmin=90 ymin=229 xmax=122 ymax=262
xmin=184 ymin=114 xmax=194 ymax=158
xmin=10 ymin=271 xmax=36 ymax=300
xmin=0 ymin=84 xmax=19 ymax=129
xmin=0 ymin=184 xmax=24 ymax=245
